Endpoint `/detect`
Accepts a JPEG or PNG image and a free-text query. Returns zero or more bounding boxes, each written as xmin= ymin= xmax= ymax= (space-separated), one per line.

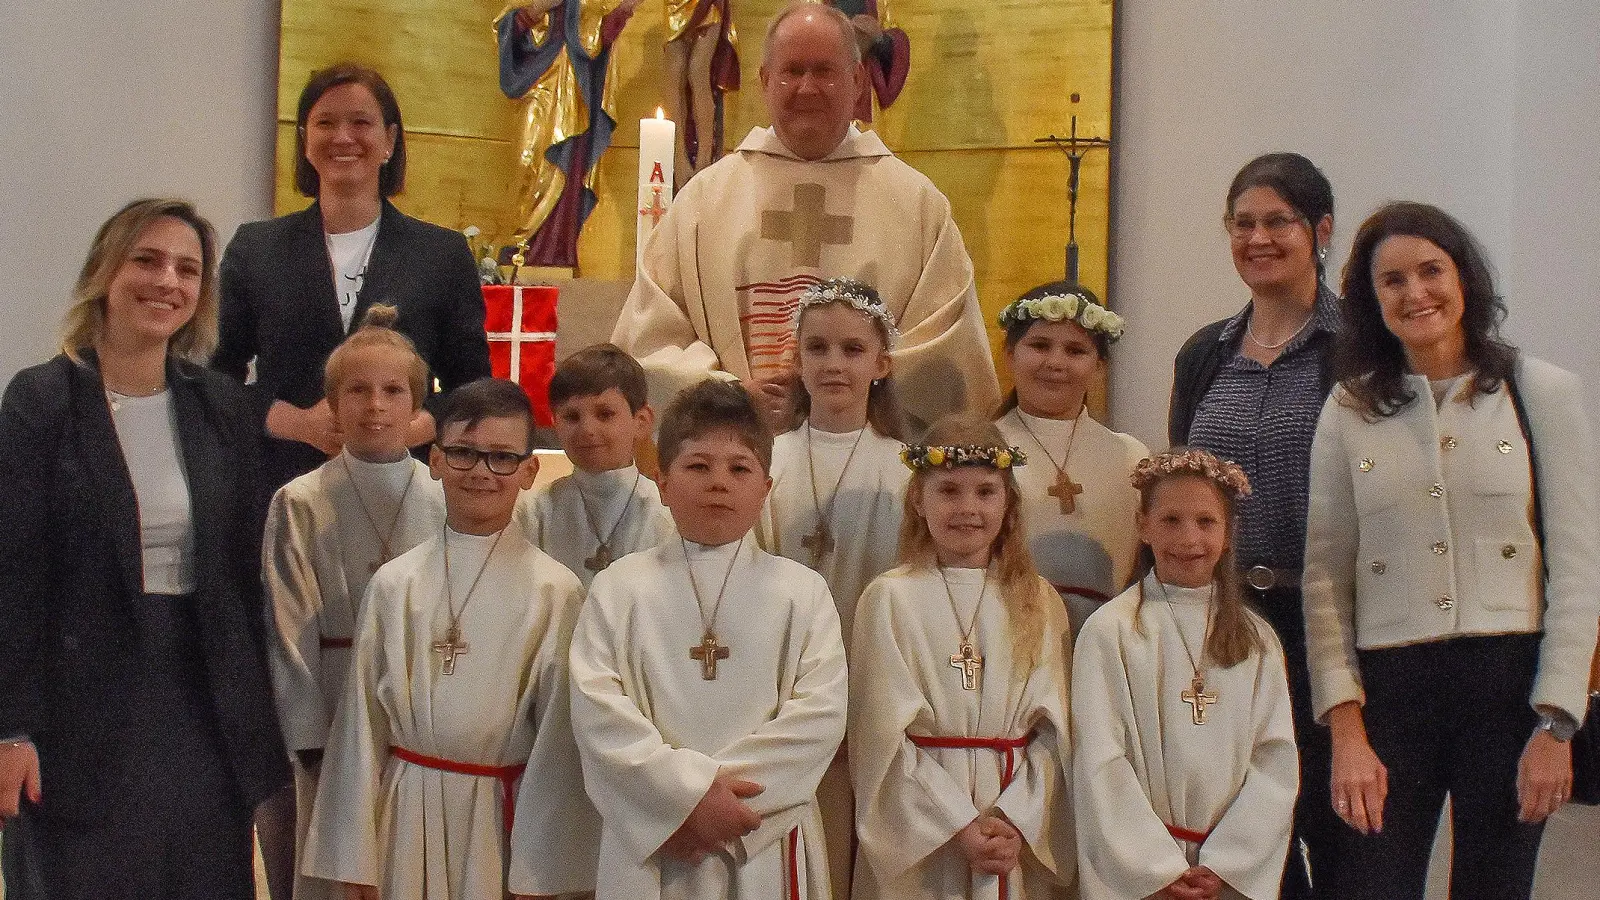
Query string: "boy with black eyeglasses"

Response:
xmin=304 ymin=377 xmax=599 ymax=900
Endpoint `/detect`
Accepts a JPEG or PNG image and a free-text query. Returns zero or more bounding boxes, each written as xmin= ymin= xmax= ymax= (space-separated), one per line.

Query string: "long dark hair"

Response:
xmin=294 ymin=63 xmax=407 ymax=198
xmin=1335 ymin=201 xmax=1515 ymax=419
xmin=1226 ymin=152 xmax=1335 ymax=282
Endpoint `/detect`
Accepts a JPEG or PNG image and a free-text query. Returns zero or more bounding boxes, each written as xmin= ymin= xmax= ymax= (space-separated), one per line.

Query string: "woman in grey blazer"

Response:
xmin=0 ymin=199 xmax=289 ymax=899
xmin=1303 ymin=202 xmax=1598 ymax=900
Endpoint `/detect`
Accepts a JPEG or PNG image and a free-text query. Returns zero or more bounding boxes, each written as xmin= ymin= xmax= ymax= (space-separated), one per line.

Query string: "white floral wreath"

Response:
xmin=996 ymin=290 xmax=1126 ymax=342
xmin=792 ymin=278 xmax=901 ymax=347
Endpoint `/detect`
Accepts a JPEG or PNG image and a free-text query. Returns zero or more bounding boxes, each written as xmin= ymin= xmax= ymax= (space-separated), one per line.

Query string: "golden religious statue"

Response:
xmin=496 ymin=0 xmax=641 ymax=269
xmin=662 ymin=0 xmax=739 ymax=187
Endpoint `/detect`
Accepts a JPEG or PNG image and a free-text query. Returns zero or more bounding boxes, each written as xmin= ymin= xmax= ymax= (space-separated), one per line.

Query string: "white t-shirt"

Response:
xmin=327 ymin=217 xmax=380 ymax=331
xmin=108 ymin=390 xmax=196 ymax=595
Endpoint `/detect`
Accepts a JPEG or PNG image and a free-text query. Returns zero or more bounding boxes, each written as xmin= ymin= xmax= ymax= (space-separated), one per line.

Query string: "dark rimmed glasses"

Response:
xmin=436 ymin=444 xmax=531 ymax=476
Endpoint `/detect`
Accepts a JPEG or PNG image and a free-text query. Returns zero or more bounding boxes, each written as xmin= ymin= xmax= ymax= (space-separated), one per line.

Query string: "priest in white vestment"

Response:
xmin=849 ymin=566 xmax=1076 ymax=900
xmin=264 ymin=449 xmax=446 ymax=900
xmin=1072 ymin=575 xmax=1299 ymax=900
xmin=611 ymin=4 xmax=999 ymax=432
xmin=570 ymin=536 xmax=849 ymax=900
xmin=303 ymin=513 xmax=597 ymax=898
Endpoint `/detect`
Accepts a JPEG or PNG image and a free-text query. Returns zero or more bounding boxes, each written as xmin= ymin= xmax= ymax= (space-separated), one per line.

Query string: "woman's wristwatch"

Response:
xmin=1536 ymin=710 xmax=1579 ymax=742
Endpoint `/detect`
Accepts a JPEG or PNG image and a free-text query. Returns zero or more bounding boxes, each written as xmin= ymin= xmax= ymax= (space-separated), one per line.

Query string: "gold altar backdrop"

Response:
xmin=274 ymin=0 xmax=1114 ymax=371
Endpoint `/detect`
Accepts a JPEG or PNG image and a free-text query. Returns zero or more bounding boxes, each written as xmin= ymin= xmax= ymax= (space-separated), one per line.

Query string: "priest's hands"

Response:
xmin=954 ymin=812 xmax=1021 ymax=876
xmin=339 ymin=882 xmax=379 ymax=900
xmin=662 ymin=771 xmax=764 ymax=863
xmin=267 ymin=398 xmax=343 ymax=457
xmin=0 ymin=740 xmax=41 ymax=824
xmin=1328 ymin=701 xmax=1387 ymax=834
xmin=1517 ymin=727 xmax=1572 ymax=823
xmin=1149 ymin=866 xmax=1224 ymax=900
xmin=745 ymin=368 xmax=799 ymax=436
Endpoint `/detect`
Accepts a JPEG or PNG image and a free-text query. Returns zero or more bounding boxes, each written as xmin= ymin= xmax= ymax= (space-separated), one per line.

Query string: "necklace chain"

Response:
xmin=804 ymin=422 xmax=866 ymax=556
xmin=938 ymin=565 xmax=989 ymax=647
xmin=1154 ymin=578 xmax=1213 ymax=680
xmin=341 ymin=454 xmax=417 ymax=564
xmin=575 ymin=470 xmax=642 ymax=555
xmin=681 ymin=535 xmax=744 ymax=637
xmin=1244 ymin=308 xmax=1314 ymax=351
xmin=442 ymin=526 xmax=505 ymax=630
xmin=1012 ymin=406 xmax=1082 ymax=480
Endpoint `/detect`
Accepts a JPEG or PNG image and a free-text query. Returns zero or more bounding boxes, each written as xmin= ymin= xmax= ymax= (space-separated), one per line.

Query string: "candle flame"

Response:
xmin=655 ymin=107 xmax=665 ymax=120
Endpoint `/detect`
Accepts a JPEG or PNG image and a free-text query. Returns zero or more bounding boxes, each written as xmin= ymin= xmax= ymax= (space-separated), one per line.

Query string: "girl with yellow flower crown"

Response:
xmin=993 ymin=279 xmax=1148 ymax=636
xmin=848 ymin=414 xmax=1075 ymax=900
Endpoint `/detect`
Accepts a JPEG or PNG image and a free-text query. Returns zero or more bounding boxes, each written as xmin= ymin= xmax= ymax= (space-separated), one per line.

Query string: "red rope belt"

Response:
xmin=389 ymin=745 xmax=527 ymax=834
xmin=908 ymin=732 xmax=1035 ymax=898
xmin=1166 ymin=823 xmax=1210 ymax=846
xmin=785 ymin=826 xmax=800 ymax=900
xmin=319 ymin=636 xmax=353 ymax=649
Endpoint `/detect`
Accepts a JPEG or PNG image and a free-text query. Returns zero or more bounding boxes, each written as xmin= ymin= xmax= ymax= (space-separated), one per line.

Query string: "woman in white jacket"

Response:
xmin=1302 ymin=201 xmax=1598 ymax=900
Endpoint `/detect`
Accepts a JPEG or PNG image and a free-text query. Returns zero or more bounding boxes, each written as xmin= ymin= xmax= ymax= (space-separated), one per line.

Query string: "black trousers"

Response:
xmin=1324 ymin=633 xmax=1546 ymax=900
xmin=33 ymin=594 xmax=255 ymax=900
xmin=1249 ymin=584 xmax=1344 ymax=900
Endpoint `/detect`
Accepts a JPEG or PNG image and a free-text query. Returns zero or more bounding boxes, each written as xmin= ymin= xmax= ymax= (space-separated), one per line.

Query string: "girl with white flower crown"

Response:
xmin=849 ymin=414 xmax=1075 ymax=900
xmin=993 ymin=280 xmax=1148 ymax=636
xmin=756 ymin=276 xmax=911 ymax=900
xmin=1072 ymin=448 xmax=1297 ymax=900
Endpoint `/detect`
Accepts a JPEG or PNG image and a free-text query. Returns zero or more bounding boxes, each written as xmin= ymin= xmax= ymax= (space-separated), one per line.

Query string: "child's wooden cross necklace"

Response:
xmin=939 ymin=565 xmax=990 ymax=691
xmin=575 ymin=470 xmax=642 ymax=572
xmin=1156 ymin=579 xmax=1219 ymax=724
xmin=341 ymin=454 xmax=417 ymax=574
xmin=433 ymin=526 xmax=505 ymax=675
xmin=1012 ymin=407 xmax=1084 ymax=515
xmin=802 ymin=422 xmax=866 ymax=565
xmin=683 ymin=536 xmax=744 ymax=680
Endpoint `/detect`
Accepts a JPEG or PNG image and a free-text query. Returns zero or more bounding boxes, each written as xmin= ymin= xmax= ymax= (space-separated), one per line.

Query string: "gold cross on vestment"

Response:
xmin=690 ymin=632 xmax=730 ymax=680
xmin=1047 ymin=470 xmax=1084 ymax=515
xmin=801 ymin=523 xmax=833 ymax=565
xmin=950 ymin=642 xmax=984 ymax=691
xmin=585 ymin=543 xmax=614 ymax=573
xmin=432 ymin=625 xmax=469 ymax=676
xmin=760 ymin=182 xmax=853 ymax=267
xmin=1181 ymin=676 xmax=1218 ymax=724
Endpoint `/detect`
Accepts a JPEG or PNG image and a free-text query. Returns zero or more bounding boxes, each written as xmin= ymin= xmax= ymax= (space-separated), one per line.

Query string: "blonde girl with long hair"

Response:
xmin=1073 ymin=449 xmax=1298 ymax=900
xmin=848 ymin=415 xmax=1075 ymax=900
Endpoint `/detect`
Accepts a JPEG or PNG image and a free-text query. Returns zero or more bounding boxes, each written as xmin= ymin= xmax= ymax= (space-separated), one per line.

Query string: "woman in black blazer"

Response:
xmin=215 ymin=62 xmax=491 ymax=494
xmin=0 ymin=199 xmax=289 ymax=899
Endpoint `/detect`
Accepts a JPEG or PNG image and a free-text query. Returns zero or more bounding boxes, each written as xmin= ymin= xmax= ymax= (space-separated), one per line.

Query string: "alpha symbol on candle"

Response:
xmin=650 ymin=161 xmax=665 ymax=185
xmin=641 ymin=186 xmax=668 ymax=226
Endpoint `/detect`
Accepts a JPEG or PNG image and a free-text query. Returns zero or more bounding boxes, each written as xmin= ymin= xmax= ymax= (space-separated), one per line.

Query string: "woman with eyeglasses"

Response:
xmin=1167 ymin=152 xmax=1340 ymax=899
xmin=1303 ymin=202 xmax=1597 ymax=900
xmin=0 ymin=199 xmax=289 ymax=898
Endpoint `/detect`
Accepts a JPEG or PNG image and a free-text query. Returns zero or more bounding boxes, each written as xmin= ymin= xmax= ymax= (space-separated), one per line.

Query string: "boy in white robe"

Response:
xmin=570 ymin=379 xmax=849 ymax=900
xmin=1072 ymin=450 xmax=1297 ymax=900
xmin=263 ymin=307 xmax=447 ymax=900
xmin=848 ymin=417 xmax=1076 ymax=900
xmin=305 ymin=378 xmax=598 ymax=900
xmin=517 ymin=343 xmax=675 ymax=588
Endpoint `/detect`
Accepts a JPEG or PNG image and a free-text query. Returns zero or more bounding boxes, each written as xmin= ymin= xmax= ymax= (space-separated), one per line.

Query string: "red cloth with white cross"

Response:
xmin=483 ymin=285 xmax=558 ymax=427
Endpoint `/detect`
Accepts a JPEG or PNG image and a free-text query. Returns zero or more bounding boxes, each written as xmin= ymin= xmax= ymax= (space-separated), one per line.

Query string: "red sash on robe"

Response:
xmin=908 ymin=731 xmax=1036 ymax=898
xmin=1048 ymin=583 xmax=1112 ymax=604
xmin=1166 ymin=823 xmax=1211 ymax=846
xmin=389 ymin=745 xmax=527 ymax=834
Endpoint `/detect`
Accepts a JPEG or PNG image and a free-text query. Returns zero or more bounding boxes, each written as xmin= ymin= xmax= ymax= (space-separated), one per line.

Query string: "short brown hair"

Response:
xmin=549 ymin=343 xmax=648 ymax=412
xmin=657 ymin=380 xmax=772 ymax=473
xmin=324 ymin=305 xmax=428 ymax=411
xmin=436 ymin=378 xmax=536 ymax=453
xmin=61 ymin=198 xmax=219 ymax=364
xmin=294 ymin=63 xmax=406 ymax=198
